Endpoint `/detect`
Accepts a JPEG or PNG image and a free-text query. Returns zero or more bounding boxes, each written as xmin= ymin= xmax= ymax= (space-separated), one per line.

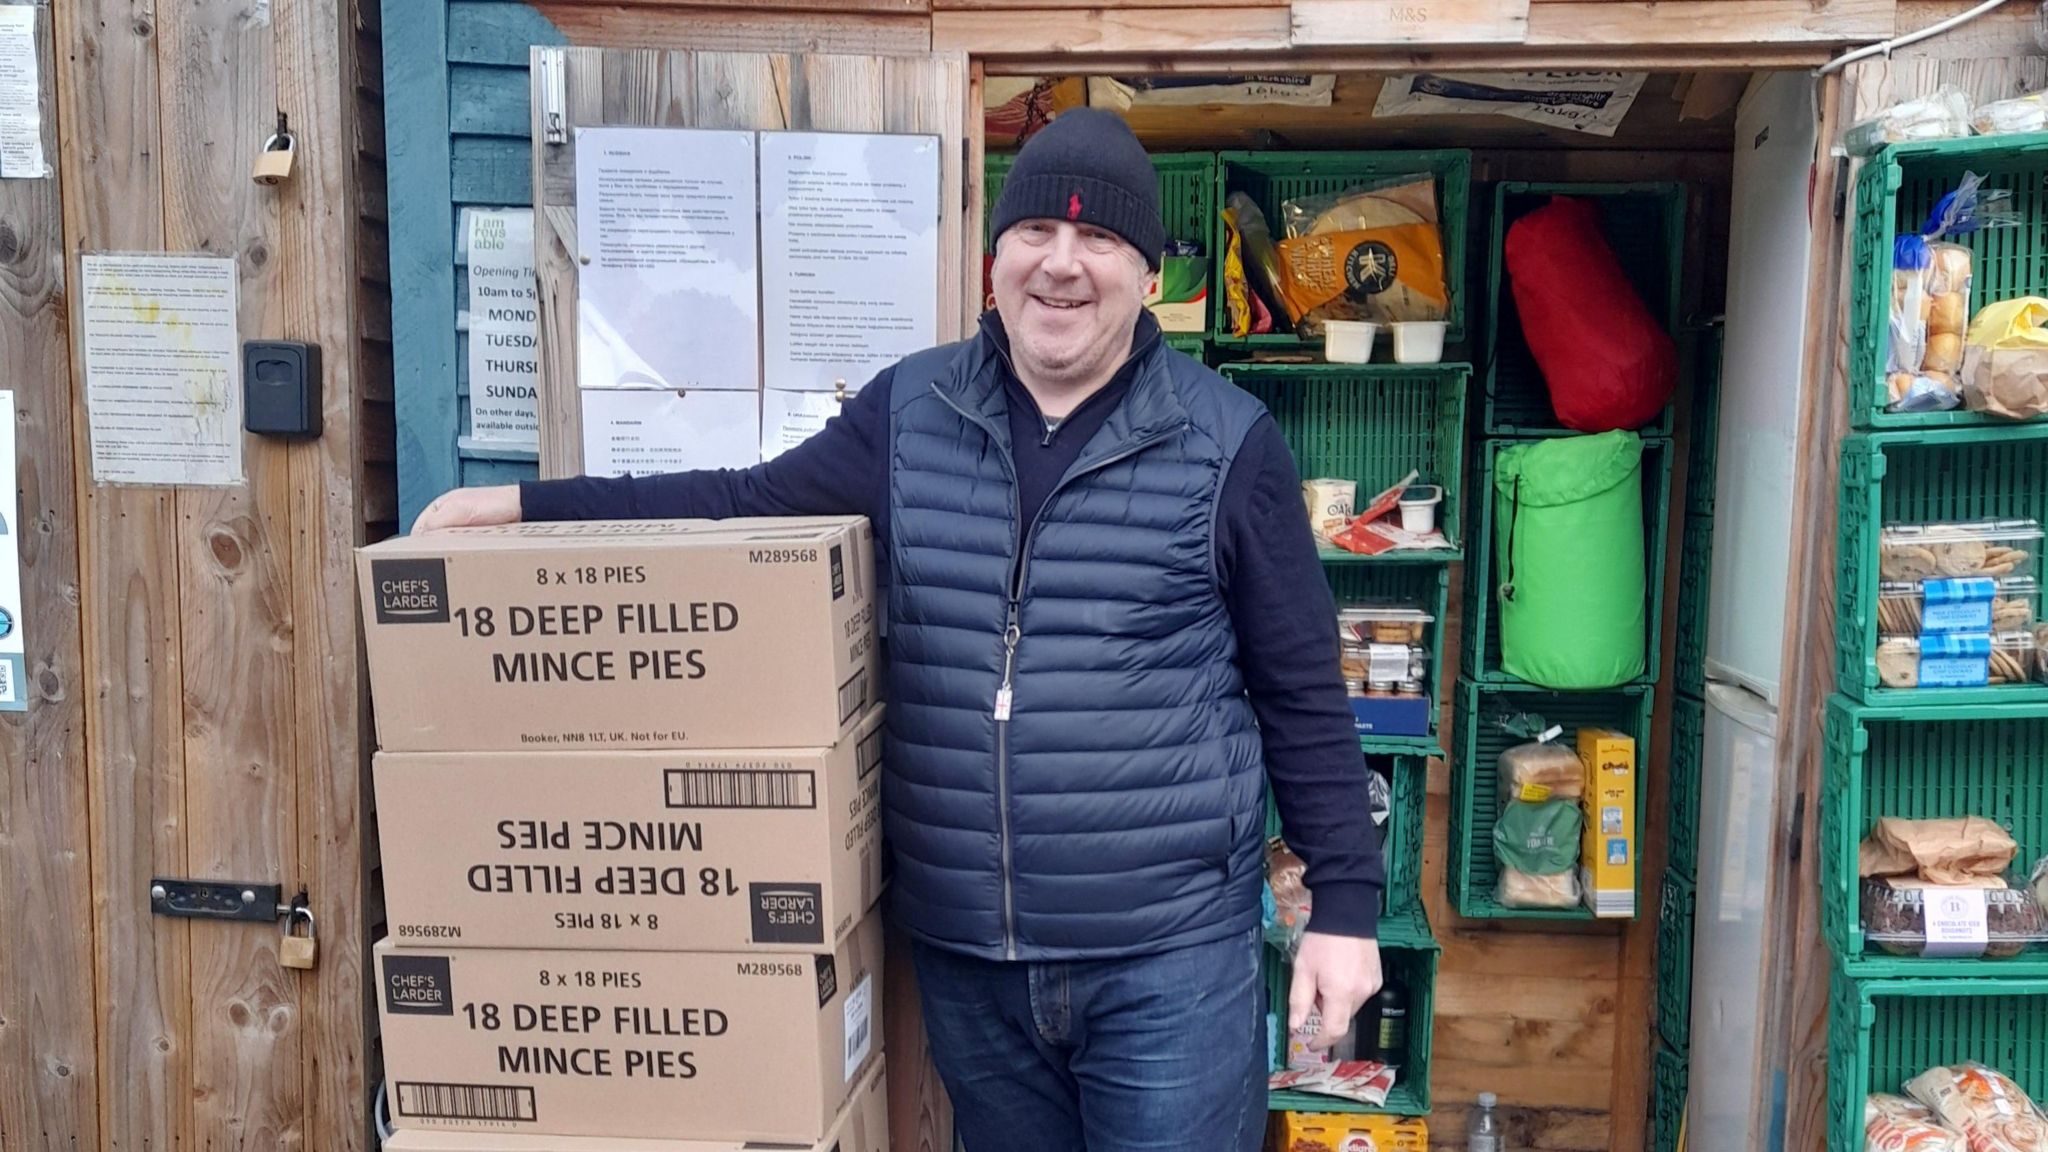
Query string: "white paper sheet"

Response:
xmin=0 ymin=6 xmax=46 ymax=179
xmin=761 ymin=132 xmax=938 ymax=392
xmin=761 ymin=387 xmax=844 ymax=463
xmin=576 ymin=127 xmax=759 ymax=391
xmin=465 ymin=208 xmax=540 ymax=447
xmin=80 ymin=254 xmax=243 ymax=486
xmin=1372 ymin=72 xmax=1645 ymax=138
xmin=0 ymin=391 xmax=25 ymax=710
xmin=582 ymin=389 xmax=759 ymax=478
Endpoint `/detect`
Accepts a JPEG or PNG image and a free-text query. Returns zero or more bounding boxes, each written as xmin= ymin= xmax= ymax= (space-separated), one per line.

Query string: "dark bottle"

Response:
xmin=1356 ymin=978 xmax=1410 ymax=1072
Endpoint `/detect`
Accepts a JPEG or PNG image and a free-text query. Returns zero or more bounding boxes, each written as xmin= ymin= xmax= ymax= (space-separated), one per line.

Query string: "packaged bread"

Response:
xmin=1868 ymin=1093 xmax=1969 ymax=1152
xmin=1845 ymin=87 xmax=1972 ymax=156
xmin=1973 ymin=91 xmax=2048 ymax=136
xmin=1885 ymin=173 xmax=2020 ymax=412
xmin=1498 ymin=867 xmax=1581 ymax=909
xmin=1497 ymin=731 xmax=1585 ymax=802
xmin=1859 ymin=816 xmax=2020 ymax=886
xmin=1905 ymin=1063 xmax=2048 ymax=1152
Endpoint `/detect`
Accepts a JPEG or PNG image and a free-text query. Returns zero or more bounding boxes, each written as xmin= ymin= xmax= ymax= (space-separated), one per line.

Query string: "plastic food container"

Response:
xmin=1340 ymin=640 xmax=1426 ymax=689
xmin=1391 ymin=321 xmax=1447 ymax=365
xmin=1398 ymin=485 xmax=1443 ymax=534
xmin=1339 ymin=603 xmax=1435 ymax=646
xmin=1861 ymin=878 xmax=2048 ymax=957
xmin=1879 ymin=519 xmax=2043 ymax=584
xmin=1876 ymin=576 xmax=2038 ymax=636
xmin=1874 ymin=630 xmax=2037 ymax=689
xmin=1323 ymin=320 xmax=1377 ymax=364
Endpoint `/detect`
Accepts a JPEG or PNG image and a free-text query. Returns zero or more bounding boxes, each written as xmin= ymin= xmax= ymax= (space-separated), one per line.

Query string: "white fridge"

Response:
xmin=1684 ymin=69 xmax=1818 ymax=1152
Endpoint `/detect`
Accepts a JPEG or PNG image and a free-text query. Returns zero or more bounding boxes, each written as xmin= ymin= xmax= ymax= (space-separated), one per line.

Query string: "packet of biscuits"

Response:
xmin=1880 ymin=521 xmax=2042 ymax=584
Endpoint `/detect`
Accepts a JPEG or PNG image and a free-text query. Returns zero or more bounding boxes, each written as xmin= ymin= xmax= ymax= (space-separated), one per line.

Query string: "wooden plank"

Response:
xmin=449 ymin=63 xmax=535 ymax=137
xmin=937 ymin=0 xmax=1281 ymax=6
xmin=694 ymin=51 xmax=795 ymax=127
xmin=1521 ymin=0 xmax=1891 ymax=46
xmin=53 ymin=1 xmax=193 ymax=1147
xmin=558 ymin=0 xmax=928 ymax=11
xmin=0 ymin=7 xmax=101 ymax=1148
xmin=984 ymin=45 xmax=1832 ymax=74
xmin=933 ymin=7 xmax=1291 ymax=53
xmin=384 ymin=0 xmax=460 ymax=529
xmin=536 ymin=5 xmax=932 ymax=54
xmin=1433 ymin=1015 xmax=1618 ymax=1070
xmin=883 ymin=53 xmax=972 ymax=340
xmin=792 ymin=54 xmax=888 ymax=131
xmin=277 ymin=2 xmax=371 ymax=1148
xmin=449 ymin=0 xmax=570 ymax=66
xmin=452 ymin=135 xmax=534 ymax=205
xmin=1293 ymin=0 xmax=1532 ymax=46
xmin=157 ymin=1 xmax=301 ymax=1143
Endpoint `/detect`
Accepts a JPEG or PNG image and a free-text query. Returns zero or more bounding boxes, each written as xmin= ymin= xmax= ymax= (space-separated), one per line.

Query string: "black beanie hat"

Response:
xmin=992 ymin=108 xmax=1165 ymax=271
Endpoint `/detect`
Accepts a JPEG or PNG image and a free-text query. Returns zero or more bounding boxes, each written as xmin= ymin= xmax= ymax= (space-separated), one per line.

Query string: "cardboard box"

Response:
xmin=375 ymin=708 xmax=885 ymax=953
xmin=1577 ymin=727 xmax=1638 ymax=919
xmin=381 ymin=1054 xmax=889 ymax=1152
xmin=357 ymin=517 xmax=877 ymax=752
xmin=1349 ymin=695 xmax=1431 ymax=738
xmin=1270 ymin=1111 xmax=1429 ymax=1151
xmin=376 ymin=912 xmax=884 ymax=1142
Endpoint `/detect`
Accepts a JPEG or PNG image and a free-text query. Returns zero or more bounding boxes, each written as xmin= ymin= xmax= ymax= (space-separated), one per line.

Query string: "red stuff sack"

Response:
xmin=1504 ymin=196 xmax=1677 ymax=433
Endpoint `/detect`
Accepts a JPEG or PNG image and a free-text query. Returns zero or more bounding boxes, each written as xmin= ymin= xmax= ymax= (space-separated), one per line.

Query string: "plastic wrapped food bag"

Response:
xmin=1889 ymin=172 xmax=2021 ymax=413
xmin=1866 ymin=1093 xmax=1968 ymax=1152
xmin=1905 ymin=1063 xmax=2048 ymax=1152
xmin=1972 ymin=91 xmax=2048 ymax=136
xmin=1272 ymin=175 xmax=1448 ymax=336
xmin=1846 ymin=87 xmax=1971 ymax=156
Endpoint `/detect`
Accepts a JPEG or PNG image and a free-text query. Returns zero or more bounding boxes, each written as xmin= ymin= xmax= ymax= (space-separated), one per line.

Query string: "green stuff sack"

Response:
xmin=1494 ymin=430 xmax=1647 ymax=688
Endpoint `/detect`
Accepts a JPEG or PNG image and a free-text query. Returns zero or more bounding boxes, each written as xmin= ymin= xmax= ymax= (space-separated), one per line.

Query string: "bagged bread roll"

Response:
xmin=1906 ymin=1063 xmax=2048 ymax=1152
xmin=1859 ymin=816 xmax=2020 ymax=884
xmin=1868 ymin=1093 xmax=1969 ymax=1152
xmin=1274 ymin=176 xmax=1449 ymax=336
xmin=1497 ymin=736 xmax=1585 ymax=802
xmin=1498 ymin=867 xmax=1581 ymax=909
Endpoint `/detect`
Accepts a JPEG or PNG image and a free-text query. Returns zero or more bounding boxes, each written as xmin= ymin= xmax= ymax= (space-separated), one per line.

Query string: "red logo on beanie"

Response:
xmin=1067 ymin=192 xmax=1083 ymax=221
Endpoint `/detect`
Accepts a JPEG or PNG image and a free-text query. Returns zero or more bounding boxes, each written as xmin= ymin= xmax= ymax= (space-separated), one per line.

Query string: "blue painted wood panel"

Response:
xmin=389 ymin=2 xmax=560 ymax=521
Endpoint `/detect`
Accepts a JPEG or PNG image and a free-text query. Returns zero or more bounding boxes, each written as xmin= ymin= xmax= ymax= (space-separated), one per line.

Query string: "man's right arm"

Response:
xmin=518 ymin=367 xmax=893 ymax=523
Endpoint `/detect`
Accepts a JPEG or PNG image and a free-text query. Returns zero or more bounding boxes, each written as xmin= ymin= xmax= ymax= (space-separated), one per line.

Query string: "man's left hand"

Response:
xmin=1287 ymin=932 xmax=1384 ymax=1052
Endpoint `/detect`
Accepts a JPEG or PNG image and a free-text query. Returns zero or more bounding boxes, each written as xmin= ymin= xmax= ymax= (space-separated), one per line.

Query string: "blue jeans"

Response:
xmin=912 ymin=928 xmax=1267 ymax=1152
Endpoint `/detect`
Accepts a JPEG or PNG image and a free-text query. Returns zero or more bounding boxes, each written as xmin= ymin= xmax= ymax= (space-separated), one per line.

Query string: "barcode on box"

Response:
xmin=396 ymin=1082 xmax=537 ymax=1122
xmin=837 ymin=668 xmax=870 ymax=724
xmin=665 ymin=768 xmax=816 ymax=810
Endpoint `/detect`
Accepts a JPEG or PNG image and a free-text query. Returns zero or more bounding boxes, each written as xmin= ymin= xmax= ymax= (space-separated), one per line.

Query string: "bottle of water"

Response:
xmin=1469 ymin=1091 xmax=1504 ymax=1152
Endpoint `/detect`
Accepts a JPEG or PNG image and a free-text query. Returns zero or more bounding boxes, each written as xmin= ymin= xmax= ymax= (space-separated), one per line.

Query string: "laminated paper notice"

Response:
xmin=80 ymin=254 xmax=243 ymax=486
xmin=761 ymin=132 xmax=939 ymax=392
xmin=575 ymin=127 xmax=759 ymax=391
xmin=1373 ymin=72 xmax=1646 ymax=137
xmin=0 ymin=392 xmax=26 ymax=711
xmin=762 ymin=388 xmax=842 ymax=463
xmin=581 ymin=388 xmax=759 ymax=478
xmin=464 ymin=208 xmax=540 ymax=447
xmin=0 ymin=6 xmax=46 ymax=179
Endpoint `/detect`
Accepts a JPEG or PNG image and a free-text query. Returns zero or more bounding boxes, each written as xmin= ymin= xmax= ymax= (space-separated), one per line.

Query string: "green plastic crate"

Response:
xmin=1484 ymin=182 xmax=1687 ymax=437
xmin=1827 ymin=970 xmax=2048 ymax=1152
xmin=1821 ymin=694 xmax=2048 ymax=977
xmin=1329 ymin=564 xmax=1452 ymax=756
xmin=1674 ymin=514 xmax=1714 ymax=703
xmin=985 ymin=152 xmax=1219 ymax=336
xmin=1655 ymin=871 xmax=1696 ymax=1051
xmin=1224 ymin=362 xmax=1470 ymax=560
xmin=1846 ymin=133 xmax=2048 ymax=430
xmin=1836 ymin=426 xmax=2048 ymax=705
xmin=1265 ymin=909 xmax=1439 ymax=1116
xmin=1213 ymin=150 xmax=1473 ymax=348
xmin=1686 ymin=324 xmax=1724 ymax=519
xmin=1164 ymin=333 xmax=1207 ymax=363
xmin=1649 ymin=1040 xmax=1687 ymax=1152
xmin=1265 ymin=751 xmax=1428 ymax=916
xmin=1668 ymin=694 xmax=1705 ymax=881
xmin=1449 ymin=679 xmax=1655 ymax=921
xmin=1461 ymin=436 xmax=1674 ymax=686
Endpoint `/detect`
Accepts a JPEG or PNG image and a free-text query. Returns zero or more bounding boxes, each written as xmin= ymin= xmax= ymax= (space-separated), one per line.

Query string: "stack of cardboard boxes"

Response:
xmin=356 ymin=517 xmax=889 ymax=1151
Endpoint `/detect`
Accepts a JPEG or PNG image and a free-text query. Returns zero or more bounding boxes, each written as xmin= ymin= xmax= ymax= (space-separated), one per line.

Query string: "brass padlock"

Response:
xmin=253 ymin=132 xmax=296 ymax=186
xmin=280 ymin=905 xmax=317 ymax=970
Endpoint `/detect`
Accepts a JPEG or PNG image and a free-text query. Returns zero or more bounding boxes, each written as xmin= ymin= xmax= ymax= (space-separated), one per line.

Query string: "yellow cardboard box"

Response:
xmin=1577 ymin=727 xmax=1637 ymax=919
xmin=1272 ymin=1111 xmax=1428 ymax=1151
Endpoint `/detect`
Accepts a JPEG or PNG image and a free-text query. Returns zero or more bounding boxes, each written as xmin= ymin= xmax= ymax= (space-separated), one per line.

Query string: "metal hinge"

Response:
xmin=538 ymin=47 xmax=568 ymax=146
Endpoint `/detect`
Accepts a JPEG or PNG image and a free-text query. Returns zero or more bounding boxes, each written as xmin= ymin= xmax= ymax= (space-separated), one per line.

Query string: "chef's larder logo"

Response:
xmin=372 ymin=559 xmax=451 ymax=624
xmin=752 ymin=883 xmax=825 ymax=944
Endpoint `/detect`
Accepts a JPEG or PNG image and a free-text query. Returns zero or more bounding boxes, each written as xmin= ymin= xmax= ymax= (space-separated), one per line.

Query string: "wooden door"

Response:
xmin=526 ymin=45 xmax=972 ymax=1152
xmin=0 ymin=1 xmax=391 ymax=1148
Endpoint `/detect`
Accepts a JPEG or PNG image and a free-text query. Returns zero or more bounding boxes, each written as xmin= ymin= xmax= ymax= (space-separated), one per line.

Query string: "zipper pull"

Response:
xmin=995 ymin=613 xmax=1020 ymax=720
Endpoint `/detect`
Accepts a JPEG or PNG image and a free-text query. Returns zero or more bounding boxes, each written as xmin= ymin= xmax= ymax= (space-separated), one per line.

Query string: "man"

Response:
xmin=416 ymin=108 xmax=1383 ymax=1152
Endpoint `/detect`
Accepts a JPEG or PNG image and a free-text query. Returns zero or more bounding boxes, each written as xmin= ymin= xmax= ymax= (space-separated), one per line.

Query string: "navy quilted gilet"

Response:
xmin=883 ymin=334 xmax=1268 ymax=960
